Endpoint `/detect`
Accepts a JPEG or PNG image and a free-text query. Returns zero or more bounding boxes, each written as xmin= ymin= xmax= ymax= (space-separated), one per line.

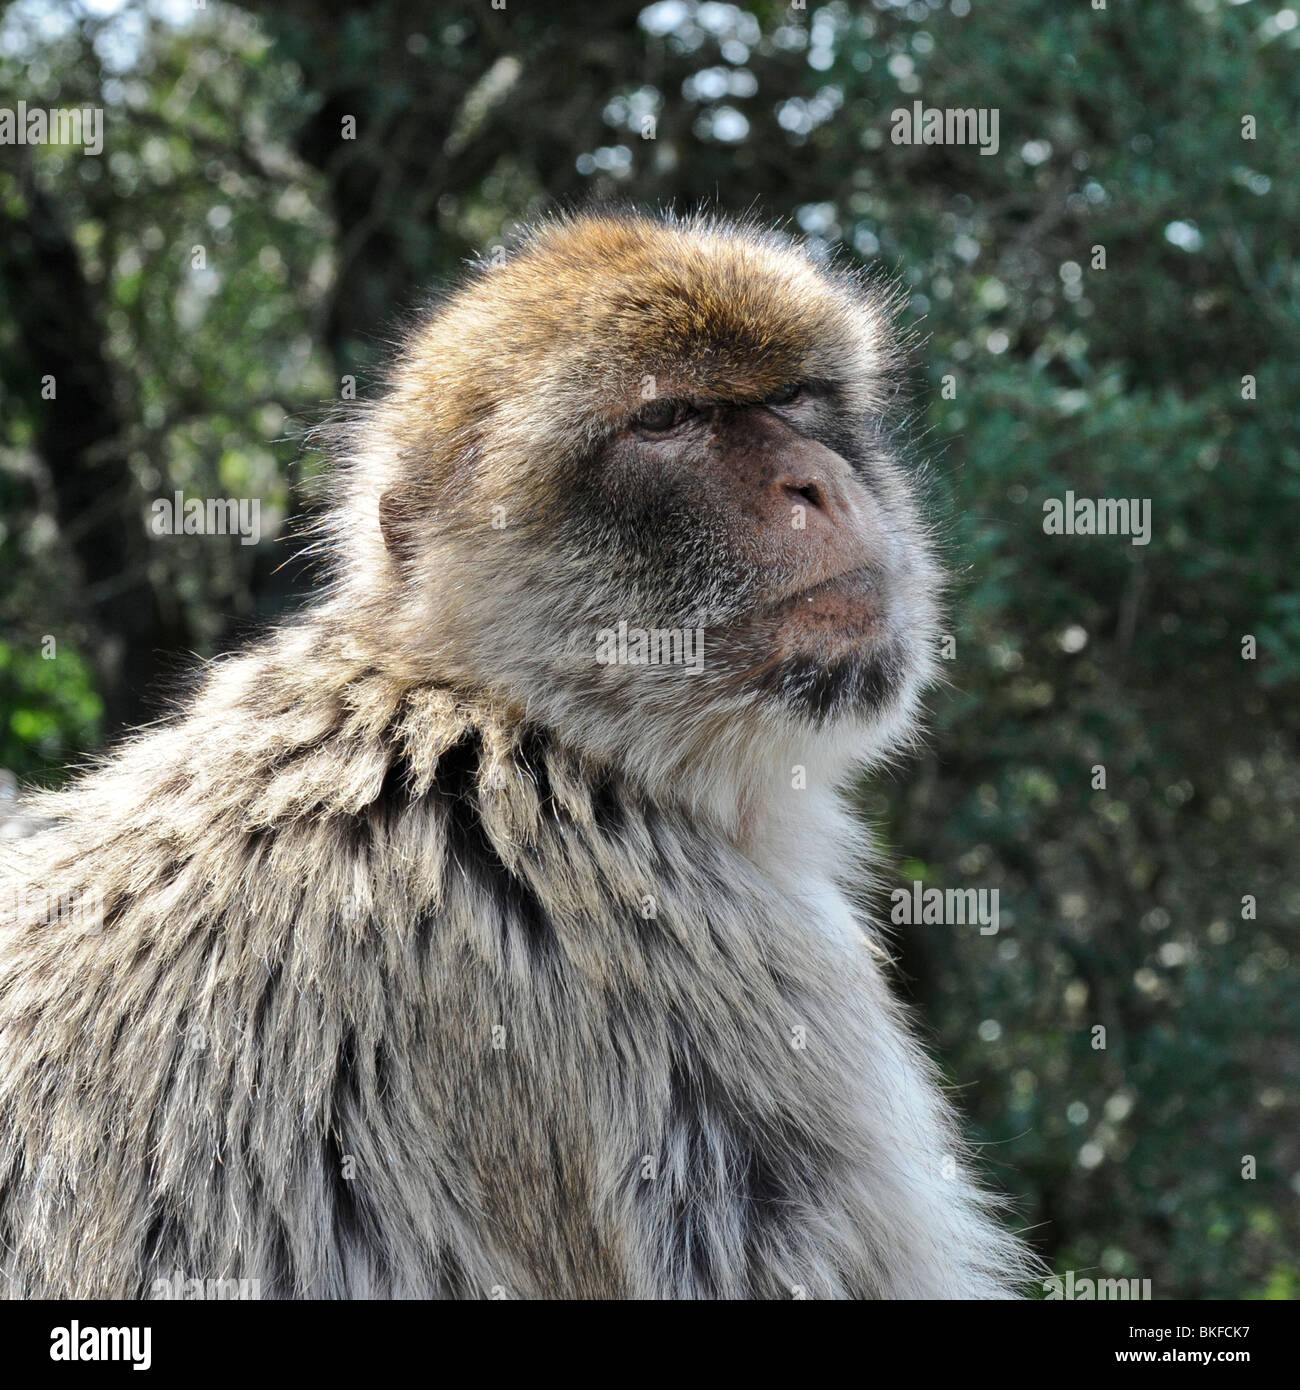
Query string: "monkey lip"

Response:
xmin=763 ymin=565 xmax=887 ymax=654
xmin=765 ymin=565 xmax=881 ymax=615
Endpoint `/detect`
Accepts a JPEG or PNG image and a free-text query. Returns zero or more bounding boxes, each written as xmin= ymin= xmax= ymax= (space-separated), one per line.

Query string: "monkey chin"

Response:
xmin=746 ymin=569 xmax=913 ymax=726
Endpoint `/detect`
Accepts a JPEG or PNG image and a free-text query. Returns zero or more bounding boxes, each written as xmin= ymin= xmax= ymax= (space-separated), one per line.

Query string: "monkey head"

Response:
xmin=333 ymin=212 xmax=942 ymax=800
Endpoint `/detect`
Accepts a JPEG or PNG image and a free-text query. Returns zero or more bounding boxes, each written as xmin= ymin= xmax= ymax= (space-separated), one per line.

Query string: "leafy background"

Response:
xmin=1 ymin=0 xmax=1296 ymax=1298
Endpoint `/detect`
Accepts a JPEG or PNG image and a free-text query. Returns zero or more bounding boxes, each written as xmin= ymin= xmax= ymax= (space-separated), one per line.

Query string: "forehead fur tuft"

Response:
xmin=391 ymin=212 xmax=900 ymax=464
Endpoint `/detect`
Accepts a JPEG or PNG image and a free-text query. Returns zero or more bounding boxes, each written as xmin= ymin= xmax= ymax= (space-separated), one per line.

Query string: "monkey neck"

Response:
xmin=290 ymin=589 xmax=867 ymax=840
xmin=201 ymin=618 xmax=870 ymax=889
xmin=38 ymin=615 xmax=871 ymax=929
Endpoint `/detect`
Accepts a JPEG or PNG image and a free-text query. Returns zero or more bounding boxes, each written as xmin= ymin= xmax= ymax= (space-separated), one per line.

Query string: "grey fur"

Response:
xmin=0 ymin=213 xmax=1037 ymax=1298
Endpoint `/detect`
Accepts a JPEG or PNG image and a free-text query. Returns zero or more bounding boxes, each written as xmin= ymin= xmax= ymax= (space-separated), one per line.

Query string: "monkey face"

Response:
xmin=580 ymin=380 xmax=929 ymax=728
xmin=357 ymin=214 xmax=941 ymax=782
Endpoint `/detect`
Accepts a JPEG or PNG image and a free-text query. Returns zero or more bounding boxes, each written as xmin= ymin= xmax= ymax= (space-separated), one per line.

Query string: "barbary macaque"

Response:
xmin=0 ymin=213 xmax=1034 ymax=1298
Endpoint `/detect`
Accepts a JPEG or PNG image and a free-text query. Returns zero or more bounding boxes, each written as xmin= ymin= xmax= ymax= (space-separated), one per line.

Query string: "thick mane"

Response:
xmin=1 ymin=644 xmax=1031 ymax=1296
xmin=0 ymin=210 xmax=1034 ymax=1300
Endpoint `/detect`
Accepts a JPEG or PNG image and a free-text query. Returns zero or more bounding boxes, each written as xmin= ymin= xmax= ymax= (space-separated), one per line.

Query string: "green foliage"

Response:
xmin=0 ymin=638 xmax=100 ymax=779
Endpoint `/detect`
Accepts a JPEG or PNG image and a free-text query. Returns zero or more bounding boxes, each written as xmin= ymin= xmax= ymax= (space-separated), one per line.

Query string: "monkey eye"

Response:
xmin=631 ymin=398 xmax=692 ymax=434
xmin=765 ymin=381 xmax=807 ymax=407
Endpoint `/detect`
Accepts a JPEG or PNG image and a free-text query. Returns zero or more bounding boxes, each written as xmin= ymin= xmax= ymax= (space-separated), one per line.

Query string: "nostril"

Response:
xmin=786 ymin=481 xmax=826 ymax=512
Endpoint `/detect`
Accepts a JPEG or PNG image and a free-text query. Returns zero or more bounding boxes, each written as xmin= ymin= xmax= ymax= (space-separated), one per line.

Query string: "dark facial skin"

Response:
xmin=584 ymin=384 xmax=911 ymax=722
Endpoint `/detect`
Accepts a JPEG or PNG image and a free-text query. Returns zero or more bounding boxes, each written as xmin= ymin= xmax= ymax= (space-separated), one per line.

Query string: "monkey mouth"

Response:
xmin=767 ymin=563 xmax=878 ymax=604
xmin=763 ymin=565 xmax=887 ymax=653
xmin=721 ymin=565 xmax=908 ymax=721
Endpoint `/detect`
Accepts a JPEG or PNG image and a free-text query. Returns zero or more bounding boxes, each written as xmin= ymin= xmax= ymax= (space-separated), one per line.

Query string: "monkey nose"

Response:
xmin=782 ymin=478 xmax=828 ymax=513
xmin=774 ymin=465 xmax=856 ymax=528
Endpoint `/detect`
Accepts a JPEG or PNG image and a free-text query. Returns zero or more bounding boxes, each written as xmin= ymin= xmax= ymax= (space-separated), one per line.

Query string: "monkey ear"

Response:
xmin=378 ymin=489 xmax=413 ymax=563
